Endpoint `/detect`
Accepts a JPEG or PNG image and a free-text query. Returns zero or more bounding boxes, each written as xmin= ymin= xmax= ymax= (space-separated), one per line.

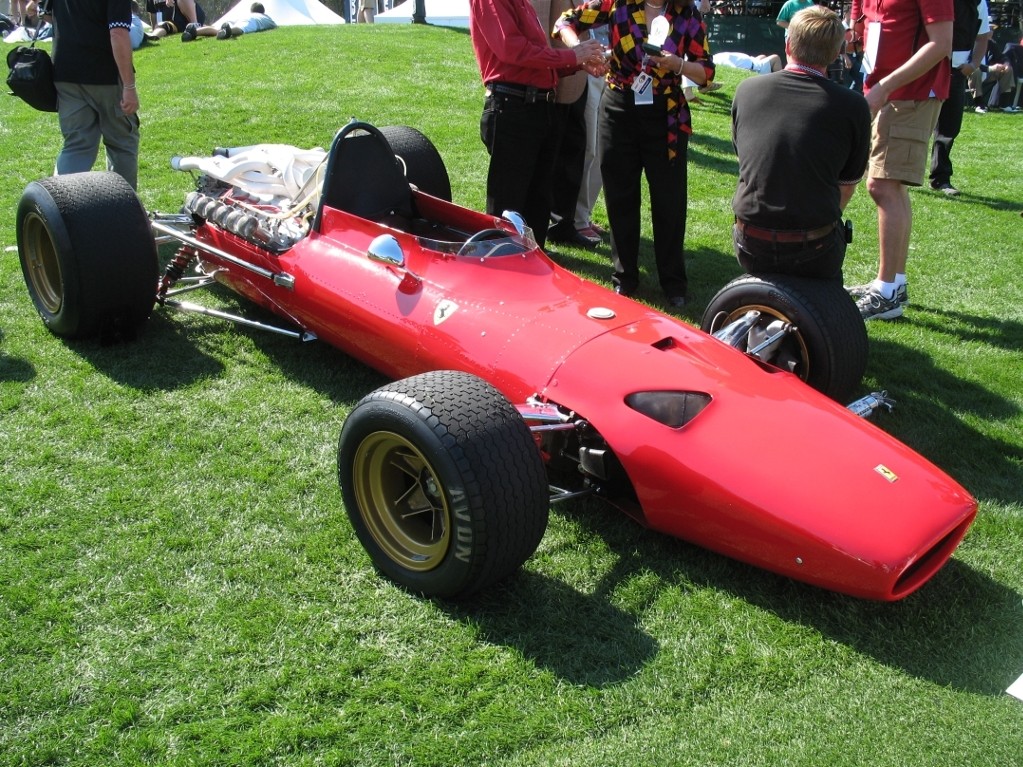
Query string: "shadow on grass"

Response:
xmin=933 ymin=188 xmax=1023 ymax=215
xmin=864 ymin=334 xmax=1023 ymax=506
xmin=544 ymin=243 xmax=614 ymax=287
xmin=692 ymin=98 xmax=734 ymax=123
xmin=0 ymin=327 xmax=36 ymax=385
xmin=688 ymin=123 xmax=737 ymax=170
xmin=744 ymin=556 xmax=1022 ymax=697
xmin=440 ymin=569 xmax=659 ymax=688
xmin=61 ymin=311 xmax=227 ymax=391
xmin=909 ymin=303 xmax=1023 ymax=356
xmin=59 ymin=282 xmax=388 ymax=402
xmin=551 ymin=496 xmax=1021 ymax=696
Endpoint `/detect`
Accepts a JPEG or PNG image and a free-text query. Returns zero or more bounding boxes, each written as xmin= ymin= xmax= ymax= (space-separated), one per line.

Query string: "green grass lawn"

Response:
xmin=2 ymin=23 xmax=1022 ymax=766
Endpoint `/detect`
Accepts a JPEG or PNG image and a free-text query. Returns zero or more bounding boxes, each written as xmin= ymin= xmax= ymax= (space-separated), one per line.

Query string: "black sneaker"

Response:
xmin=181 ymin=22 xmax=198 ymax=42
xmin=932 ymin=182 xmax=960 ymax=196
xmin=216 ymin=22 xmax=232 ymax=40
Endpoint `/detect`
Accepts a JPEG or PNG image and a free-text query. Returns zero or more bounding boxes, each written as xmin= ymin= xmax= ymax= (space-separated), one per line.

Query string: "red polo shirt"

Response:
xmin=469 ymin=0 xmax=578 ymax=88
xmin=853 ymin=0 xmax=953 ymax=101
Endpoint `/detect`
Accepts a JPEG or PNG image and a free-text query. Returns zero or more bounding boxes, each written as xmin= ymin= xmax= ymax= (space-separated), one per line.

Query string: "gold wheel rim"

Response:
xmin=352 ymin=431 xmax=451 ymax=572
xmin=716 ymin=303 xmax=811 ymax=382
xmin=22 ymin=212 xmax=63 ymax=315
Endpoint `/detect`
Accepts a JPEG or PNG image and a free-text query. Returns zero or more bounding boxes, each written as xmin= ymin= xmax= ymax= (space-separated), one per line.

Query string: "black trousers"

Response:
xmin=598 ymin=87 xmax=689 ymax=298
xmin=550 ymin=88 xmax=589 ymax=227
xmin=929 ymin=67 xmax=966 ymax=188
xmin=480 ymin=94 xmax=562 ymax=249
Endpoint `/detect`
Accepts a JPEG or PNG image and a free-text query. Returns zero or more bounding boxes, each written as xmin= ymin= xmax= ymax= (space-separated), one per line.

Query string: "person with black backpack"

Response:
xmin=45 ymin=0 xmax=141 ymax=190
xmin=928 ymin=0 xmax=985 ymax=196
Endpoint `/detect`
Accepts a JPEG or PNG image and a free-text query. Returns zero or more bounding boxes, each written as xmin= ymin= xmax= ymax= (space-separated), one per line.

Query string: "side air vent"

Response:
xmin=625 ymin=391 xmax=712 ymax=429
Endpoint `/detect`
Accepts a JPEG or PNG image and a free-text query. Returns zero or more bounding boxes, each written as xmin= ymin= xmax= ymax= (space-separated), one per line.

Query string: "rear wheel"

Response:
xmin=338 ymin=371 xmax=549 ymax=599
xmin=379 ymin=125 xmax=452 ymax=202
xmin=701 ymin=274 xmax=868 ymax=401
xmin=16 ymin=172 xmax=158 ymax=340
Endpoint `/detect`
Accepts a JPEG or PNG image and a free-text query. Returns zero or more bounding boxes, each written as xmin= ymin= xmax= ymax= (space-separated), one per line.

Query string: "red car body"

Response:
xmin=192 ymin=187 xmax=976 ymax=601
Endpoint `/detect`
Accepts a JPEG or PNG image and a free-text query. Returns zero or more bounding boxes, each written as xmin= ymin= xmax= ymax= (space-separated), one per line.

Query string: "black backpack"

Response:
xmin=5 ymin=17 xmax=58 ymax=112
xmin=951 ymin=0 xmax=980 ymax=53
xmin=6 ymin=43 xmax=58 ymax=112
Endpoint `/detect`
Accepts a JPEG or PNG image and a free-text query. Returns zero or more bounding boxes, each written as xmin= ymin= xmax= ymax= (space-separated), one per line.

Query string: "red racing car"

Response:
xmin=15 ymin=121 xmax=977 ymax=601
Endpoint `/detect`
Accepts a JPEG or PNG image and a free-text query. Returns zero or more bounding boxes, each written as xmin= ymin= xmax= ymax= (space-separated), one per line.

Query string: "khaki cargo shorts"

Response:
xmin=867 ymin=98 xmax=942 ymax=186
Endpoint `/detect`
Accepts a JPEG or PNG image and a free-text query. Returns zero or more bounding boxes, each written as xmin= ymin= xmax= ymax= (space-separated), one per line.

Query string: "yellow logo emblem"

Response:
xmin=874 ymin=464 xmax=898 ymax=483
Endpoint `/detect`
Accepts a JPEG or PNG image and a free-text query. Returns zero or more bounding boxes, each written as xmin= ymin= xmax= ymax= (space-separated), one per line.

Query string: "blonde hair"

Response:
xmin=787 ymin=6 xmax=846 ymax=69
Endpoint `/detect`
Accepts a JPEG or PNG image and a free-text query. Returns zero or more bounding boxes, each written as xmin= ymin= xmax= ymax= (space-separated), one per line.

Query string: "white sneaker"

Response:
xmin=847 ymin=282 xmax=908 ymax=308
xmin=857 ymin=289 xmax=904 ymax=321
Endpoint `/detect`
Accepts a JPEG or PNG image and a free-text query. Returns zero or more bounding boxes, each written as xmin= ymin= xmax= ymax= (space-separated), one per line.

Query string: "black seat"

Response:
xmin=313 ymin=121 xmax=414 ymax=232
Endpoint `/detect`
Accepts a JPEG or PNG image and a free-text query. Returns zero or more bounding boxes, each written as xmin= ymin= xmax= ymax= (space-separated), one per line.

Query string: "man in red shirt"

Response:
xmin=469 ymin=0 xmax=603 ymax=249
xmin=848 ymin=0 xmax=953 ymax=320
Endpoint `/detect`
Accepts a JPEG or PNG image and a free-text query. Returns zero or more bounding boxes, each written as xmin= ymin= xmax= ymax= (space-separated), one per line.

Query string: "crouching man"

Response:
xmin=730 ymin=5 xmax=871 ymax=281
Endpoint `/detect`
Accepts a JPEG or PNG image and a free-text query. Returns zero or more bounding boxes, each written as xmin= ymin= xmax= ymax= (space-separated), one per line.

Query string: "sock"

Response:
xmin=871 ymin=279 xmax=897 ymax=300
xmin=894 ymin=273 xmax=907 ymax=288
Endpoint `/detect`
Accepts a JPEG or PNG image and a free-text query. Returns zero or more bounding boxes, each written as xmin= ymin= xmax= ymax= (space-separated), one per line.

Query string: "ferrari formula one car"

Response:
xmin=15 ymin=120 xmax=977 ymax=601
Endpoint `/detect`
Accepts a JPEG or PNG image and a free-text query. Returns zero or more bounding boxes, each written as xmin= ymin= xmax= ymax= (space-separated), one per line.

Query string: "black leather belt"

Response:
xmin=485 ymin=82 xmax=556 ymax=104
xmin=735 ymin=219 xmax=838 ymax=243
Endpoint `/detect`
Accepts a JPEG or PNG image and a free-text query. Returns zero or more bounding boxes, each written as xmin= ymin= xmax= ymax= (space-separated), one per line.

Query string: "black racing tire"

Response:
xmin=379 ymin=125 xmax=452 ymax=202
xmin=16 ymin=172 xmax=158 ymax=341
xmin=701 ymin=274 xmax=868 ymax=402
xmin=338 ymin=370 xmax=549 ymax=599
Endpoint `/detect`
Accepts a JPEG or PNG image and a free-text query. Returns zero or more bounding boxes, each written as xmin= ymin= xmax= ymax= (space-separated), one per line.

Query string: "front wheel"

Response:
xmin=701 ymin=274 xmax=868 ymax=402
xmin=16 ymin=171 xmax=158 ymax=340
xmin=338 ymin=371 xmax=549 ymax=599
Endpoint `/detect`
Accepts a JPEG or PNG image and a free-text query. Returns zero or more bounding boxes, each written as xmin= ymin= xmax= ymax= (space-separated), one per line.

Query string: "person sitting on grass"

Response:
xmin=181 ymin=2 xmax=275 ymax=41
xmin=145 ymin=0 xmax=205 ymax=39
xmin=129 ymin=0 xmax=147 ymax=49
xmin=713 ymin=51 xmax=784 ymax=75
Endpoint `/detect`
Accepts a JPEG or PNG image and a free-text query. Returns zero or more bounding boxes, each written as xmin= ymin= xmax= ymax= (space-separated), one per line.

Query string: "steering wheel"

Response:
xmin=457 ymin=228 xmax=510 ymax=256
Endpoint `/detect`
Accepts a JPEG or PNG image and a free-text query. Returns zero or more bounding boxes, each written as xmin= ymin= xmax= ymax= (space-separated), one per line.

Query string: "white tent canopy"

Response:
xmin=213 ymin=0 xmax=346 ymax=26
xmin=376 ymin=0 xmax=468 ymax=27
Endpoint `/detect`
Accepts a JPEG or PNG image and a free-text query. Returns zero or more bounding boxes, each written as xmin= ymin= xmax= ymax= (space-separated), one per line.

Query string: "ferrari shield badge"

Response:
xmin=874 ymin=464 xmax=899 ymax=483
xmin=434 ymin=300 xmax=458 ymax=325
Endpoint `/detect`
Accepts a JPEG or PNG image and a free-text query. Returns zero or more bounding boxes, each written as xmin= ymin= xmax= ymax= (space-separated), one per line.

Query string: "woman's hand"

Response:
xmin=651 ymin=54 xmax=708 ymax=85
